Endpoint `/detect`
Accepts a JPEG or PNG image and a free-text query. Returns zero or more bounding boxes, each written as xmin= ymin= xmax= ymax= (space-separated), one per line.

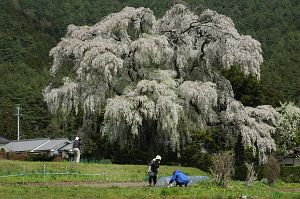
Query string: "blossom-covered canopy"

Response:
xmin=44 ymin=4 xmax=283 ymax=163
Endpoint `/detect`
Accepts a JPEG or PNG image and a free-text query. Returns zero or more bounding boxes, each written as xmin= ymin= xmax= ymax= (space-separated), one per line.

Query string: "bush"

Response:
xmin=280 ymin=166 xmax=300 ymax=183
xmin=7 ymin=152 xmax=28 ymax=160
xmin=210 ymin=151 xmax=235 ymax=187
xmin=234 ymin=164 xmax=248 ymax=181
xmin=195 ymin=153 xmax=213 ymax=172
xmin=180 ymin=129 xmax=219 ymax=171
xmin=180 ymin=144 xmax=213 ymax=172
xmin=263 ymin=156 xmax=280 ymax=185
xmin=25 ymin=153 xmax=55 ymax=161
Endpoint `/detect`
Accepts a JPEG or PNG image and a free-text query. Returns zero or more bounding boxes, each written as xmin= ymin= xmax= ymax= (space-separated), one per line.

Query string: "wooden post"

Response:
xmin=23 ymin=166 xmax=25 ymax=184
xmin=43 ymin=163 xmax=46 ymax=183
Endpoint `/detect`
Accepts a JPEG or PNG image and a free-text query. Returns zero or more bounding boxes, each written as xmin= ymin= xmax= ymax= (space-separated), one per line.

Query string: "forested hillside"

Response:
xmin=0 ymin=0 xmax=299 ymax=146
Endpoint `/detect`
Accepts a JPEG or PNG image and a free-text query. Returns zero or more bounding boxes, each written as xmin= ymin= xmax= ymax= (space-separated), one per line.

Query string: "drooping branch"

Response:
xmin=43 ymin=4 xmax=287 ymax=163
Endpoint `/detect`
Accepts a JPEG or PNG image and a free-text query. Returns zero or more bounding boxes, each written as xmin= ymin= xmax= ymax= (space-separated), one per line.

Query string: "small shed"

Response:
xmin=1 ymin=138 xmax=71 ymax=160
xmin=58 ymin=141 xmax=74 ymax=159
xmin=32 ymin=138 xmax=71 ymax=156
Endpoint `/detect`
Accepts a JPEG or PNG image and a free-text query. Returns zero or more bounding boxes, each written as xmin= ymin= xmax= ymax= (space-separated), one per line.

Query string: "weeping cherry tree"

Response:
xmin=44 ymin=4 xmax=299 ymax=163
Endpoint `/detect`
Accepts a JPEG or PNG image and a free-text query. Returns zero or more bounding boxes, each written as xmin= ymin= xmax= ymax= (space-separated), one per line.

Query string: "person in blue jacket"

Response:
xmin=168 ymin=170 xmax=189 ymax=187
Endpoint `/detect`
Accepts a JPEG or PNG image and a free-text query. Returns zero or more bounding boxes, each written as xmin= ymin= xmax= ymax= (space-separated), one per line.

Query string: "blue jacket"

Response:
xmin=169 ymin=170 xmax=189 ymax=185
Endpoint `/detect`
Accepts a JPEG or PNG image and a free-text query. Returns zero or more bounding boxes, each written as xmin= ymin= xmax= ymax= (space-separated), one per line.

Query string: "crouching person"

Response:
xmin=168 ymin=170 xmax=189 ymax=187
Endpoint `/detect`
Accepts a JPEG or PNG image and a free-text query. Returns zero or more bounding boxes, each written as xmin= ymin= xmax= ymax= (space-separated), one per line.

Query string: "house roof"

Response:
xmin=282 ymin=147 xmax=300 ymax=159
xmin=33 ymin=138 xmax=70 ymax=152
xmin=0 ymin=136 xmax=9 ymax=143
xmin=58 ymin=141 xmax=73 ymax=151
xmin=3 ymin=138 xmax=72 ymax=153
xmin=294 ymin=147 xmax=300 ymax=153
xmin=5 ymin=138 xmax=50 ymax=152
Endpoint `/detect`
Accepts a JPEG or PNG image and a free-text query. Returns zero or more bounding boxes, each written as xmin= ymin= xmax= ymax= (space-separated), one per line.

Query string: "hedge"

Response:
xmin=280 ymin=166 xmax=300 ymax=183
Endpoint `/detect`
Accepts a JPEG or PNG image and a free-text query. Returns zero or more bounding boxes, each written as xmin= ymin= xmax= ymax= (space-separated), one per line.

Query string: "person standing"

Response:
xmin=147 ymin=155 xmax=162 ymax=186
xmin=168 ymin=170 xmax=189 ymax=187
xmin=73 ymin=136 xmax=81 ymax=163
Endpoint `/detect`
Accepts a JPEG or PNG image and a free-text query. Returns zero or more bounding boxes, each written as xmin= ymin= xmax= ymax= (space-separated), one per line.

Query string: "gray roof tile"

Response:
xmin=0 ymin=136 xmax=9 ymax=143
xmin=58 ymin=142 xmax=73 ymax=151
xmin=5 ymin=138 xmax=50 ymax=152
xmin=33 ymin=139 xmax=69 ymax=151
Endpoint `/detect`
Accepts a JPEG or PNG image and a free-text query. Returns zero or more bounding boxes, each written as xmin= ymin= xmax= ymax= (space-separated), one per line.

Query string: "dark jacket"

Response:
xmin=73 ymin=140 xmax=81 ymax=149
xmin=169 ymin=170 xmax=189 ymax=185
xmin=149 ymin=159 xmax=160 ymax=175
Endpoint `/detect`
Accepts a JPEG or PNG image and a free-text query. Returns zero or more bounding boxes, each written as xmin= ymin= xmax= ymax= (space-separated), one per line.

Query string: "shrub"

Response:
xmin=210 ymin=151 xmax=235 ymax=187
xmin=280 ymin=166 xmax=300 ymax=183
xmin=180 ymin=128 xmax=218 ymax=171
xmin=263 ymin=156 xmax=280 ymax=185
xmin=25 ymin=153 xmax=55 ymax=161
xmin=195 ymin=153 xmax=213 ymax=172
xmin=180 ymin=144 xmax=213 ymax=172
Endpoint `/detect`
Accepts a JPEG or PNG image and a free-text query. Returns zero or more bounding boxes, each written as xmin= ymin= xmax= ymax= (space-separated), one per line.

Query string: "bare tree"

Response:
xmin=263 ymin=156 xmax=280 ymax=185
xmin=210 ymin=151 xmax=235 ymax=187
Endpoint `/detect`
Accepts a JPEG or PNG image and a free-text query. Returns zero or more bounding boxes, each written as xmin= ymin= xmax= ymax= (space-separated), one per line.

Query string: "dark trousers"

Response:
xmin=176 ymin=181 xmax=188 ymax=187
xmin=149 ymin=175 xmax=157 ymax=186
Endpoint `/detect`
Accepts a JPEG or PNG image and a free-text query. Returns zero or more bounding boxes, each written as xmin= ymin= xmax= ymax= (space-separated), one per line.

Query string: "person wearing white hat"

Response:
xmin=73 ymin=136 xmax=81 ymax=163
xmin=147 ymin=155 xmax=162 ymax=186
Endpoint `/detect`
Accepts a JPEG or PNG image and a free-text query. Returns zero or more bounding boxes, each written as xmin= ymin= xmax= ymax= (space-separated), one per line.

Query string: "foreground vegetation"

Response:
xmin=1 ymin=181 xmax=300 ymax=199
xmin=0 ymin=160 xmax=299 ymax=198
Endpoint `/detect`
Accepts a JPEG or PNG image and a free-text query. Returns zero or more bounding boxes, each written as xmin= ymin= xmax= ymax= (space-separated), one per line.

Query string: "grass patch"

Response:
xmin=0 ymin=160 xmax=299 ymax=198
xmin=0 ymin=160 xmax=207 ymax=183
xmin=0 ymin=181 xmax=299 ymax=199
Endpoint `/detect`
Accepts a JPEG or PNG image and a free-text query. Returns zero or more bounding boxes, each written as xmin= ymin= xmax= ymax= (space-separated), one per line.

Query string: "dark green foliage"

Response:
xmin=0 ymin=62 xmax=49 ymax=139
xmin=81 ymin=115 xmax=178 ymax=164
xmin=25 ymin=153 xmax=55 ymax=161
xmin=233 ymin=135 xmax=260 ymax=181
xmin=295 ymin=130 xmax=300 ymax=147
xmin=280 ymin=166 xmax=300 ymax=183
xmin=222 ymin=64 xmax=283 ymax=107
xmin=83 ymin=134 xmax=179 ymax=165
xmin=0 ymin=0 xmax=54 ymax=68
xmin=180 ymin=129 xmax=225 ymax=171
xmin=186 ymin=0 xmax=300 ymax=105
xmin=233 ymin=134 xmax=247 ymax=181
xmin=0 ymin=61 xmax=82 ymax=140
xmin=180 ymin=143 xmax=212 ymax=171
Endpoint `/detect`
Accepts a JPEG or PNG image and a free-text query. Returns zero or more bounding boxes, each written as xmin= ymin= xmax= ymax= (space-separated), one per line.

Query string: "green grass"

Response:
xmin=0 ymin=160 xmax=299 ymax=198
xmin=0 ymin=181 xmax=299 ymax=199
xmin=0 ymin=160 xmax=207 ymax=183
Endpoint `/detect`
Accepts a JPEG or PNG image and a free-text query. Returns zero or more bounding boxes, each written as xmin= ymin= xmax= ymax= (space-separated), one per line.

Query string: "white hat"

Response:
xmin=75 ymin=136 xmax=79 ymax=140
xmin=155 ymin=155 xmax=162 ymax=160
